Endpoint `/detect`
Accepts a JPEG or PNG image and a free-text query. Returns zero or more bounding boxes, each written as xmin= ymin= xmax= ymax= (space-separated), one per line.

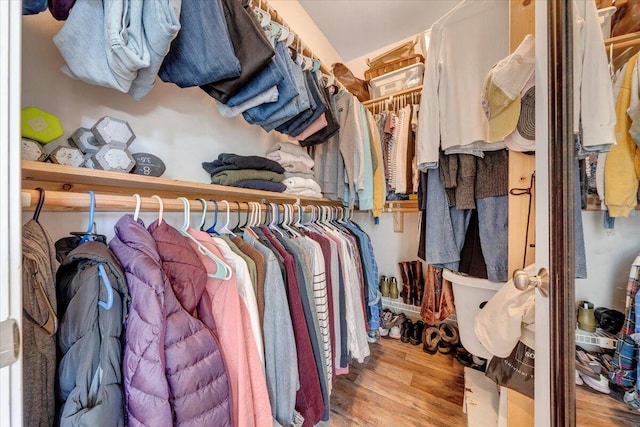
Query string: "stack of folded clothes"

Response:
xmin=202 ymin=153 xmax=286 ymax=192
xmin=266 ymin=142 xmax=323 ymax=197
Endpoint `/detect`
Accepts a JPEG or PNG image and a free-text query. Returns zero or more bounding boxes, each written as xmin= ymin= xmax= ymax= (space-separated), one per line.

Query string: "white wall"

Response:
xmin=577 ymin=211 xmax=640 ymax=313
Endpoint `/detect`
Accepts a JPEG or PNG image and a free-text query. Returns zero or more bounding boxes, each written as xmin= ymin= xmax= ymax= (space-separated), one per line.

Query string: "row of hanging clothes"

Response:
xmin=22 ymin=190 xmax=380 ymax=427
xmin=366 ymin=92 xmax=421 ymax=201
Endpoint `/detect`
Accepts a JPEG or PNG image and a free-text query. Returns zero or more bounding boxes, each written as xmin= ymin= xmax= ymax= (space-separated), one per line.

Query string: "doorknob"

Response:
xmin=513 ymin=268 xmax=549 ymax=298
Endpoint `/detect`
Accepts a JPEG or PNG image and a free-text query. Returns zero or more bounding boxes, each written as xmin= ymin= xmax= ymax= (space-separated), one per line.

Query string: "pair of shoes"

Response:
xmin=389 ymin=325 xmax=401 ymax=339
xmin=367 ymin=330 xmax=381 ymax=343
xmin=422 ymin=323 xmax=460 ymax=354
xmin=580 ymin=373 xmax=611 ymax=394
xmin=575 ymin=348 xmax=601 ymax=380
xmin=624 ymin=389 xmax=640 ymax=411
xmin=422 ymin=326 xmax=440 ymax=354
xmin=380 ymin=275 xmax=390 ymax=297
xmin=437 ymin=323 xmax=459 ymax=354
xmin=400 ymin=319 xmax=413 ymax=343
xmin=410 ymin=321 xmax=425 ymax=345
xmin=399 ymin=262 xmax=413 ymax=305
xmin=575 ymin=369 xmax=584 ymax=386
xmin=379 ymin=326 xmax=389 ymax=337
xmin=380 ymin=309 xmax=393 ymax=329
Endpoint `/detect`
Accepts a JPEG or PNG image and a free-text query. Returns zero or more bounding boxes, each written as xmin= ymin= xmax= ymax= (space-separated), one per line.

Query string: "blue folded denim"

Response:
xmin=128 ymin=0 xmax=182 ymax=99
xmin=158 ymin=0 xmax=240 ymax=87
xmin=274 ymin=72 xmax=317 ymax=135
xmin=259 ymin=55 xmax=312 ymax=131
xmin=54 ymin=0 xmax=150 ymax=93
xmin=199 ymin=0 xmax=275 ymax=103
xmin=243 ymin=42 xmax=300 ymax=126
xmin=278 ymin=71 xmax=327 ymax=137
xmin=23 ymin=0 xmax=47 ymax=15
xmin=216 ymin=86 xmax=279 ymax=118
xmin=224 ymin=57 xmax=284 ymax=108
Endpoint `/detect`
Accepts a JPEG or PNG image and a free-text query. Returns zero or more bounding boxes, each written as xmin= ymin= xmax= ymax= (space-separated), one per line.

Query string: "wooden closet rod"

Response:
xmin=361 ymin=85 xmax=423 ymax=107
xmin=20 ymin=189 xmax=331 ymax=213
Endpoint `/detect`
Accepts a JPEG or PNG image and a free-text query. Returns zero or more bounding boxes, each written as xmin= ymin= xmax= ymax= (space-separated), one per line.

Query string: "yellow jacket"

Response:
xmin=605 ymin=54 xmax=640 ymax=217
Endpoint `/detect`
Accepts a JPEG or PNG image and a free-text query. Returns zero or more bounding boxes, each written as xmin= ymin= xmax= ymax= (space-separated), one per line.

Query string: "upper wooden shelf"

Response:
xmin=21 ymin=161 xmax=342 ymax=207
xmin=383 ymin=200 xmax=419 ymax=213
xmin=362 ymin=86 xmax=422 ymax=107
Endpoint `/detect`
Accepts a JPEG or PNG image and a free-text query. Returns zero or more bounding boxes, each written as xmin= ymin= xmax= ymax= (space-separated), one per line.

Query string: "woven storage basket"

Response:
xmin=365 ymin=54 xmax=424 ymax=82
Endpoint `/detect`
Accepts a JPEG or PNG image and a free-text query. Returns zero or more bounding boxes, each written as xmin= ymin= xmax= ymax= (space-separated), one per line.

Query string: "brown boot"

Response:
xmin=398 ymin=262 xmax=412 ymax=304
xmin=412 ymin=261 xmax=424 ymax=307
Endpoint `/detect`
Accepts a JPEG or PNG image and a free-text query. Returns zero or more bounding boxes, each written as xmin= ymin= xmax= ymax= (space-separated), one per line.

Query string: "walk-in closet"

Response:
xmin=3 ymin=0 xmax=640 ymax=426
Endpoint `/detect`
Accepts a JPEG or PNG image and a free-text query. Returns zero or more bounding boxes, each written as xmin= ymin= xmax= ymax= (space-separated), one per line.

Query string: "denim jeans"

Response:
xmin=199 ymin=0 xmax=275 ymax=103
xmin=216 ymin=86 xmax=279 ymax=118
xmin=128 ymin=0 xmax=182 ymax=99
xmin=54 ymin=0 xmax=149 ymax=93
xmin=224 ymin=58 xmax=283 ymax=109
xmin=22 ymin=0 xmax=47 ymax=15
xmin=253 ymin=45 xmax=312 ymax=131
xmin=425 ymin=168 xmax=471 ymax=270
xmin=158 ymin=0 xmax=240 ymax=87
xmin=574 ymin=158 xmax=587 ymax=278
xmin=243 ymin=42 xmax=300 ymax=126
xmin=279 ymin=71 xmax=328 ymax=137
xmin=275 ymin=71 xmax=319 ymax=135
xmin=476 ymin=196 xmax=508 ymax=282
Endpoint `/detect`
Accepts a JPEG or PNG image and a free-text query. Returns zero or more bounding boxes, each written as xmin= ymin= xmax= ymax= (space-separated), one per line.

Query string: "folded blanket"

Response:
xmin=211 ymin=169 xmax=284 ymax=186
xmin=284 ymin=171 xmax=316 ymax=180
xmin=231 ymin=180 xmax=286 ymax=192
xmin=203 ymin=153 xmax=285 ymax=175
xmin=266 ymin=142 xmax=314 ymax=173
xmin=283 ymin=177 xmax=322 ymax=193
xmin=284 ymin=187 xmax=323 ymax=198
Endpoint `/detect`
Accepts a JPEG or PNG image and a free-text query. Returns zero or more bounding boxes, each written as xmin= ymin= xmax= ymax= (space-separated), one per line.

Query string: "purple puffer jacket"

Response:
xmin=110 ymin=215 xmax=232 ymax=427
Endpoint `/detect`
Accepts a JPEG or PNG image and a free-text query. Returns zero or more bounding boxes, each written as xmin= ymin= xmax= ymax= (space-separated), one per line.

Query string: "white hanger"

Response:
xmin=132 ymin=194 xmax=141 ymax=221
xmin=268 ymin=203 xmax=285 ymax=237
xmin=219 ymin=200 xmax=236 ymax=236
xmin=177 ymin=197 xmax=231 ymax=280
xmin=151 ymin=195 xmax=164 ymax=224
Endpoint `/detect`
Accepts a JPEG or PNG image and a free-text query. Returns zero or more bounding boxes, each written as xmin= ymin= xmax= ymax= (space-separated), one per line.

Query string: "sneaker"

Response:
xmin=575 ymin=370 xmax=584 ymax=386
xmin=379 ymin=327 xmax=389 ymax=337
xmin=624 ymin=389 xmax=640 ymax=411
xmin=581 ymin=373 xmax=611 ymax=394
xmin=389 ymin=325 xmax=401 ymax=339
xmin=367 ymin=329 xmax=380 ymax=343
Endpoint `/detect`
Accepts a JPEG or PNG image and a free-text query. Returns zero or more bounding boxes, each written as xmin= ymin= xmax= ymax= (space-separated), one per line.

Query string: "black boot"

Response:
xmin=400 ymin=318 xmax=413 ymax=343
xmin=410 ymin=320 xmax=425 ymax=345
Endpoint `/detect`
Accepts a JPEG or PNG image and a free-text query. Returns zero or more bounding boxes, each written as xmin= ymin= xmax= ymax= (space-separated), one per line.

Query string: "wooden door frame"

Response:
xmin=547 ymin=0 xmax=576 ymax=425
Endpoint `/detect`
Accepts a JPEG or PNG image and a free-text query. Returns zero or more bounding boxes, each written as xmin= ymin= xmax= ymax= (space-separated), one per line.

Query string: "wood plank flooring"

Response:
xmin=329 ymin=336 xmax=640 ymax=426
xmin=330 ymin=337 xmax=468 ymax=426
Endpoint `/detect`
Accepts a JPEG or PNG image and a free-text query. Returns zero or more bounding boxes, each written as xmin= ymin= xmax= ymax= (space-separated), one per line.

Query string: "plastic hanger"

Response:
xmin=133 ymin=194 xmax=141 ymax=222
xmin=312 ymin=58 xmax=321 ymax=73
xmin=76 ymin=190 xmax=107 ymax=244
xmin=233 ymin=202 xmax=250 ymax=233
xmin=268 ymin=203 xmax=285 ymax=237
xmin=33 ymin=187 xmax=45 ymax=222
xmin=219 ymin=200 xmax=236 ymax=236
xmin=97 ymin=264 xmax=114 ymax=310
xmin=177 ymin=197 xmax=231 ymax=280
xmin=197 ymin=198 xmax=208 ymax=231
xmin=151 ymin=195 xmax=164 ymax=225
xmin=206 ymin=199 xmax=220 ymax=235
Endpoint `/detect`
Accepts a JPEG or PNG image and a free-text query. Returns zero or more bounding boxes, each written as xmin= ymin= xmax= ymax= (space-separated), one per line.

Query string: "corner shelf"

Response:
xmin=21 ymin=161 xmax=342 ymax=211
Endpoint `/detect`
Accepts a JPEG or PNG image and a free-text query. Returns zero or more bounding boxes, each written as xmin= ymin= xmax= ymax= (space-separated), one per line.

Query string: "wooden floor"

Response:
xmin=576 ymin=383 xmax=639 ymax=426
xmin=330 ymin=337 xmax=468 ymax=426
xmin=329 ymin=337 xmax=640 ymax=426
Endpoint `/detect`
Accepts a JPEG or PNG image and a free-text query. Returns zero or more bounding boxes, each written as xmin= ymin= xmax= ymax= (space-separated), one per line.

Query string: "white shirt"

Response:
xmin=416 ymin=0 xmax=509 ymax=170
xmin=573 ymin=0 xmax=616 ymax=150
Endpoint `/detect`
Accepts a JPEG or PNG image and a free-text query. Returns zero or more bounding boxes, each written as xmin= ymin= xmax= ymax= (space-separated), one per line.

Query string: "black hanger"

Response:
xmin=233 ymin=202 xmax=250 ymax=233
xmin=33 ymin=187 xmax=45 ymax=222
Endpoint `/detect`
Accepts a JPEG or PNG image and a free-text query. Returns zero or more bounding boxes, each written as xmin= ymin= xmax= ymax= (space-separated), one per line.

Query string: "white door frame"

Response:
xmin=0 ymin=1 xmax=23 ymax=426
xmin=534 ymin=1 xmax=551 ymax=425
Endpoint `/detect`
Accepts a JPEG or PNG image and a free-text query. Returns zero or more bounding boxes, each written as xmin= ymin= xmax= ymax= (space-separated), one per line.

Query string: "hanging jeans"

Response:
xmin=158 ymin=0 xmax=240 ymax=87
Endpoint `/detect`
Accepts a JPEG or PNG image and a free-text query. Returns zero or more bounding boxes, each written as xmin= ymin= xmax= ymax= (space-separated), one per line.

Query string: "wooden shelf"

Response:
xmin=383 ymin=200 xmax=419 ymax=213
xmin=21 ymin=161 xmax=342 ymax=208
